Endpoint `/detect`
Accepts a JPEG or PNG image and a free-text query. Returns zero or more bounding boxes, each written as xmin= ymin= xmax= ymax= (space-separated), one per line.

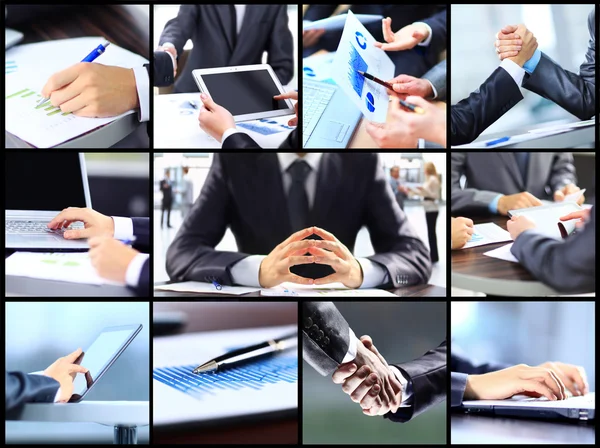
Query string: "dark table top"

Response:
xmin=153 ymin=282 xmax=447 ymax=297
xmin=451 ymin=214 xmax=558 ymax=296
xmin=451 ymin=413 xmax=595 ymax=444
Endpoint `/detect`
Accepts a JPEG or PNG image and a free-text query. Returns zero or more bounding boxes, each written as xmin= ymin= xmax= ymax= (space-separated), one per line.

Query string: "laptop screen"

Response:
xmin=5 ymin=152 xmax=89 ymax=211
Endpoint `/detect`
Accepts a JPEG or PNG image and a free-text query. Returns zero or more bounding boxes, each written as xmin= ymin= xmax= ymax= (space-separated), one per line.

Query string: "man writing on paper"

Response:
xmin=47 ymin=208 xmax=150 ymax=297
xmin=506 ymin=204 xmax=595 ymax=294
xmin=303 ymin=302 xmax=446 ymax=420
xmin=166 ymin=153 xmax=431 ymax=290
xmin=451 ymin=152 xmax=584 ymax=216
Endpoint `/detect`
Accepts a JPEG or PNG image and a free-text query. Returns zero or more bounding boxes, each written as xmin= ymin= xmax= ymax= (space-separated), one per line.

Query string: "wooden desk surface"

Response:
xmin=154 ymin=283 xmax=446 ymax=297
xmin=451 ymin=214 xmax=559 ymax=296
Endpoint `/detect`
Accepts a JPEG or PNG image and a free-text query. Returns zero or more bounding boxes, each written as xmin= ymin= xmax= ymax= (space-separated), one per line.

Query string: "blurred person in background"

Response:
xmin=180 ymin=166 xmax=194 ymax=219
xmin=388 ymin=165 xmax=409 ymax=211
xmin=160 ymin=169 xmax=173 ymax=228
xmin=408 ymin=161 xmax=440 ymax=263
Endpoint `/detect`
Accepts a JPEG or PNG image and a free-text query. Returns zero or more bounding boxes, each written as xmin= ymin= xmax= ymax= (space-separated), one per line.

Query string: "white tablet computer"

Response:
xmin=192 ymin=64 xmax=295 ymax=122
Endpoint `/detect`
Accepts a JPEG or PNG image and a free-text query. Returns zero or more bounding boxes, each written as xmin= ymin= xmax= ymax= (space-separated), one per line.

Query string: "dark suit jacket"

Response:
xmin=159 ymin=5 xmax=293 ymax=92
xmin=6 ymin=371 xmax=59 ymax=411
xmin=304 ymin=5 xmax=446 ymax=77
xmin=160 ymin=179 xmax=173 ymax=204
xmin=302 ymin=302 xmax=446 ymax=423
xmin=154 ymin=51 xmax=174 ymax=87
xmin=522 ymin=9 xmax=595 ymax=119
xmin=451 ymin=67 xmax=524 ymax=146
xmin=166 ymin=154 xmax=431 ymax=288
xmin=223 ymin=129 xmax=298 ymax=149
xmin=131 ymin=217 xmax=149 ymax=297
xmin=451 ymin=152 xmax=576 ymax=215
xmin=450 ymin=347 xmax=509 ymax=407
xmin=511 ymin=204 xmax=595 ymax=294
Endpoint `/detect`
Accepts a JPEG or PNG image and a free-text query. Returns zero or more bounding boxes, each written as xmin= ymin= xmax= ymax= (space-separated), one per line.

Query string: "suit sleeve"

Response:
xmin=451 ymin=67 xmax=524 ymax=146
xmin=132 ymin=217 xmax=150 ymax=250
xmin=422 ymin=8 xmax=447 ymax=55
xmin=450 ymin=152 xmax=502 ymax=215
xmin=364 ymin=155 xmax=432 ymax=287
xmin=130 ymin=258 xmax=149 ymax=297
xmin=154 ymin=51 xmax=174 ymax=87
xmin=548 ymin=153 xmax=577 ymax=193
xmin=6 ymin=371 xmax=60 ymax=412
xmin=510 ymin=206 xmax=595 ymax=294
xmin=266 ymin=5 xmax=294 ymax=85
xmin=450 ymin=346 xmax=511 ymax=406
xmin=422 ymin=59 xmax=446 ymax=101
xmin=387 ymin=342 xmax=446 ymax=422
xmin=302 ymin=302 xmax=351 ymax=377
xmin=166 ymin=154 xmax=249 ymax=284
xmin=158 ymin=5 xmax=199 ymax=58
xmin=522 ymin=10 xmax=595 ymax=120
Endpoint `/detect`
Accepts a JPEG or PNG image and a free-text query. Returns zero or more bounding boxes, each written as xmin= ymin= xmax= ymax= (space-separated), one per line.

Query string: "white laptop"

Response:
xmin=5 ymin=152 xmax=91 ymax=249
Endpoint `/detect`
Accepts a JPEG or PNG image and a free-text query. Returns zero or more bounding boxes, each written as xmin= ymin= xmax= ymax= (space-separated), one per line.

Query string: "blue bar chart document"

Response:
xmin=331 ymin=10 xmax=394 ymax=123
xmin=153 ymin=325 xmax=298 ymax=426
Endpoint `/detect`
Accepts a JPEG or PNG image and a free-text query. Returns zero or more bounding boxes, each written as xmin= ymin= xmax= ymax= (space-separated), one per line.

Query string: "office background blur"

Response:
xmin=303 ymin=302 xmax=446 ymax=445
xmin=451 ymin=4 xmax=595 ymax=141
xmin=153 ymin=4 xmax=298 ymax=94
xmin=153 ymin=153 xmax=446 ymax=288
xmin=5 ymin=302 xmax=149 ymax=444
xmin=84 ymin=153 xmax=149 ymax=218
xmin=451 ymin=301 xmax=595 ymax=392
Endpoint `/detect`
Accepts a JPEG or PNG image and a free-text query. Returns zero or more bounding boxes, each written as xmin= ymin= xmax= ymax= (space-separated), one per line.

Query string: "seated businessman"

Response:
xmin=451 ymin=152 xmax=583 ymax=216
xmin=157 ymin=5 xmax=293 ymax=93
xmin=494 ymin=7 xmax=595 ymax=120
xmin=6 ymin=348 xmax=88 ymax=411
xmin=507 ymin=205 xmax=595 ymax=294
xmin=303 ymin=302 xmax=446 ymax=421
xmin=47 ymin=208 xmax=150 ymax=297
xmin=166 ymin=153 xmax=431 ymax=289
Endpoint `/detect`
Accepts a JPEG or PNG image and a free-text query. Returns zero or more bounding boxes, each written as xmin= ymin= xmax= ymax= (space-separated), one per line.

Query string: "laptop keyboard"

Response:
xmin=303 ymin=80 xmax=337 ymax=147
xmin=6 ymin=220 xmax=83 ymax=234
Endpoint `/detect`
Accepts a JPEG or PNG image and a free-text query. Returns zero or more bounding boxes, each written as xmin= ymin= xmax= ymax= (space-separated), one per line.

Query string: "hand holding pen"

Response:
xmin=357 ymin=70 xmax=425 ymax=114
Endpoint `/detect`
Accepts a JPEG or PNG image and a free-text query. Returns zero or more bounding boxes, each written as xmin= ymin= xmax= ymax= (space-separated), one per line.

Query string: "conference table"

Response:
xmin=154 ymin=282 xmax=446 ymax=297
xmin=5 ymin=5 xmax=148 ymax=148
xmin=451 ymin=215 xmax=560 ymax=296
xmin=451 ymin=413 xmax=595 ymax=444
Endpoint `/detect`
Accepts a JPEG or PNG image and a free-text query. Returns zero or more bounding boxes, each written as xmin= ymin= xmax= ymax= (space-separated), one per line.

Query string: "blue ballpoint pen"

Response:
xmin=212 ymin=280 xmax=222 ymax=291
xmin=37 ymin=40 xmax=111 ymax=108
xmin=485 ymin=136 xmax=510 ymax=147
xmin=119 ymin=236 xmax=137 ymax=245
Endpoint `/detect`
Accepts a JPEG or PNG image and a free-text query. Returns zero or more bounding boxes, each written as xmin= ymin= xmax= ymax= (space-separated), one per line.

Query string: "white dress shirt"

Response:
xmin=230 ymin=153 xmax=389 ymax=288
xmin=112 ymin=217 xmax=149 ymax=289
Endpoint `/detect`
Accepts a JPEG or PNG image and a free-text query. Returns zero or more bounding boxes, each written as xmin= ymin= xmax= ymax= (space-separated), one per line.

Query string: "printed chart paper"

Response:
xmin=462 ymin=223 xmax=512 ymax=249
xmin=331 ymin=10 xmax=394 ymax=122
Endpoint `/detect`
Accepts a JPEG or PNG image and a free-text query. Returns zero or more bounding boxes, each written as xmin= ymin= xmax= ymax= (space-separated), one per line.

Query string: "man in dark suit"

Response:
xmin=304 ymin=5 xmax=446 ymax=78
xmin=451 ymin=152 xmax=581 ymax=216
xmin=47 ymin=209 xmax=150 ymax=297
xmin=6 ymin=348 xmax=88 ymax=411
xmin=451 ymin=345 xmax=588 ymax=406
xmin=160 ymin=170 xmax=173 ymax=228
xmin=495 ymin=8 xmax=595 ymax=120
xmin=302 ymin=302 xmax=446 ymax=421
xmin=158 ymin=5 xmax=293 ymax=92
xmin=506 ymin=205 xmax=595 ymax=294
xmin=166 ymin=153 xmax=431 ymax=289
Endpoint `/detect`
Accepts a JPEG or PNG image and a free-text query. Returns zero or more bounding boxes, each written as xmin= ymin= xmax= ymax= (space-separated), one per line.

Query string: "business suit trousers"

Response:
xmin=425 ymin=211 xmax=439 ymax=263
xmin=161 ymin=200 xmax=172 ymax=227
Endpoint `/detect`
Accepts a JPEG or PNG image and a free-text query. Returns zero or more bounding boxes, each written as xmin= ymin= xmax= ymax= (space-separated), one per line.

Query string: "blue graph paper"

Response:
xmin=238 ymin=121 xmax=294 ymax=136
xmin=347 ymin=44 xmax=368 ymax=98
xmin=153 ymin=355 xmax=298 ymax=399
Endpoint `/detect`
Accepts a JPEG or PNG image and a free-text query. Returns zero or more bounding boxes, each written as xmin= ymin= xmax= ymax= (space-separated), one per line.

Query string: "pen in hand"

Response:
xmin=37 ymin=40 xmax=111 ymax=108
xmin=357 ymin=70 xmax=425 ymax=114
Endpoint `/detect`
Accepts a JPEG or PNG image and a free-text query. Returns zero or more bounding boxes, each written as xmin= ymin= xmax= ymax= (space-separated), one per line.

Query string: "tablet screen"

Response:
xmin=201 ymin=70 xmax=288 ymax=115
xmin=70 ymin=325 xmax=141 ymax=401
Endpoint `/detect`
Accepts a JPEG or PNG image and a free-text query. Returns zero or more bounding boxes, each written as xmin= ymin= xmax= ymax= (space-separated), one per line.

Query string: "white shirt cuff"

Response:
xmin=112 ymin=217 xmax=134 ymax=241
xmin=415 ymin=22 xmax=433 ymax=46
xmin=390 ymin=365 xmax=413 ymax=406
xmin=342 ymin=328 xmax=358 ymax=363
xmin=30 ymin=371 xmax=61 ymax=402
xmin=356 ymin=258 xmax=389 ymax=288
xmin=132 ymin=66 xmax=150 ymax=122
xmin=230 ymin=255 xmax=265 ymax=287
xmin=500 ymin=58 xmax=525 ymax=87
xmin=221 ymin=127 xmax=240 ymax=146
xmin=126 ymin=253 xmax=149 ymax=288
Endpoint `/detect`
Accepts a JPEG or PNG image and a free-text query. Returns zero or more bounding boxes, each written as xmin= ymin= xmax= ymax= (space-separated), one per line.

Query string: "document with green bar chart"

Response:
xmin=5 ymin=37 xmax=148 ymax=148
